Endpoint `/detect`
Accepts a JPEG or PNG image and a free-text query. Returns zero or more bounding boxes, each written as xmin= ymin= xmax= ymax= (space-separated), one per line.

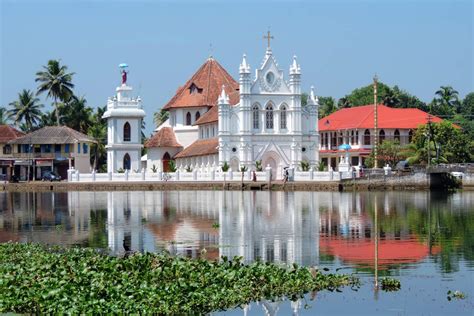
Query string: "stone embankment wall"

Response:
xmin=463 ymin=173 xmax=474 ymax=190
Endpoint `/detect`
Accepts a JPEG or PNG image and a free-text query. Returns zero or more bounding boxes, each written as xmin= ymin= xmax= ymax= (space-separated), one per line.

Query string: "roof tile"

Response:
xmin=145 ymin=127 xmax=182 ymax=148
xmin=8 ymin=126 xmax=96 ymax=144
xmin=0 ymin=125 xmax=24 ymax=143
xmin=174 ymin=138 xmax=218 ymax=158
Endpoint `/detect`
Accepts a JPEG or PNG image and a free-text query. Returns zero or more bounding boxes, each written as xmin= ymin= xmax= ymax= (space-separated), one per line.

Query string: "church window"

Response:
xmin=266 ymin=72 xmax=275 ymax=84
xmin=364 ymin=129 xmax=371 ymax=145
xmin=189 ymin=83 xmax=202 ymax=94
xmin=302 ymin=147 xmax=306 ymax=152
xmin=232 ymin=147 xmax=237 ymax=153
xmin=379 ymin=129 xmax=385 ymax=143
xmin=123 ymin=153 xmax=131 ymax=170
xmin=356 ymin=131 xmax=359 ymax=145
xmin=408 ymin=130 xmax=413 ymax=143
xmin=394 ymin=129 xmax=400 ymax=142
xmin=252 ymin=105 xmax=259 ymax=129
xmin=280 ymin=106 xmax=287 ymax=129
xmin=186 ymin=112 xmax=192 ymax=126
xmin=195 ymin=111 xmax=200 ymax=121
xmin=123 ymin=122 xmax=131 ymax=142
xmin=265 ymin=104 xmax=274 ymax=129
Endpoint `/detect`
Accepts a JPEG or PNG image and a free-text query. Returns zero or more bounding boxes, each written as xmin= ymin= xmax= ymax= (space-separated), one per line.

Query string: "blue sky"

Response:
xmin=1 ymin=0 xmax=472 ymax=135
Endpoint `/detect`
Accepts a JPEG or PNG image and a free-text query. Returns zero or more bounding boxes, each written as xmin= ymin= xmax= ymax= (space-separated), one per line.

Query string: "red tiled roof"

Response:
xmin=0 ymin=125 xmax=25 ymax=143
xmin=163 ymin=58 xmax=239 ymax=110
xmin=174 ymin=138 xmax=218 ymax=158
xmin=0 ymin=125 xmax=24 ymax=143
xmin=318 ymin=105 xmax=443 ymax=131
xmin=194 ymin=106 xmax=218 ymax=125
xmin=145 ymin=127 xmax=182 ymax=148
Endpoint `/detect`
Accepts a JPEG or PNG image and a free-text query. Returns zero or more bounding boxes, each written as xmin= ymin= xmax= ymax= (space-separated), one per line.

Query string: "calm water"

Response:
xmin=0 ymin=190 xmax=473 ymax=315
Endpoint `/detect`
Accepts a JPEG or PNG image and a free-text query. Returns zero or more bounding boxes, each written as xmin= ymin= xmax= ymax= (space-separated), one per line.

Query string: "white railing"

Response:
xmin=68 ymin=167 xmax=358 ymax=183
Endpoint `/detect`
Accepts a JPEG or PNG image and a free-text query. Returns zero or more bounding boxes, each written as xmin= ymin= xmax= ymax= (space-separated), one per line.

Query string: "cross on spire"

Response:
xmin=264 ymin=30 xmax=274 ymax=48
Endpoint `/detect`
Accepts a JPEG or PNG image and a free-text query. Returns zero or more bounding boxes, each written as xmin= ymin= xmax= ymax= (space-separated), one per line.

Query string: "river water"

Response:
xmin=0 ymin=190 xmax=473 ymax=315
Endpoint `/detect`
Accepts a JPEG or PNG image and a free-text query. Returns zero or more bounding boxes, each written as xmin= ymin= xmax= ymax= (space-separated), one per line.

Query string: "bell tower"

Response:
xmin=103 ymin=64 xmax=146 ymax=173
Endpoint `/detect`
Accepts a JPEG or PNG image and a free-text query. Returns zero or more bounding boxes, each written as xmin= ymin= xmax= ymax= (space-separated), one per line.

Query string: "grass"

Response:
xmin=0 ymin=242 xmax=360 ymax=314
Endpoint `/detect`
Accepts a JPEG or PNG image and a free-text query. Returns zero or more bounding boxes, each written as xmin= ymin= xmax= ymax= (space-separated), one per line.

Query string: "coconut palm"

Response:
xmin=8 ymin=89 xmax=44 ymax=131
xmin=62 ymin=96 xmax=92 ymax=133
xmin=36 ymin=60 xmax=75 ymax=126
xmin=0 ymin=107 xmax=10 ymax=124
xmin=38 ymin=111 xmax=57 ymax=128
xmin=153 ymin=109 xmax=169 ymax=128
xmin=432 ymin=86 xmax=460 ymax=116
xmin=88 ymin=123 xmax=107 ymax=171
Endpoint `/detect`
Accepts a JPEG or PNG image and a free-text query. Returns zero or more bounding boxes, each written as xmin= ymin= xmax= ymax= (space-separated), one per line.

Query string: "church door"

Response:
xmin=123 ymin=153 xmax=131 ymax=170
xmin=162 ymin=152 xmax=171 ymax=172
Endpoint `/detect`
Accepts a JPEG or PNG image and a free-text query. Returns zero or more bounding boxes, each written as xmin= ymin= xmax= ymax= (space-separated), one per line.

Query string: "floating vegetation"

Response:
xmin=380 ymin=277 xmax=401 ymax=291
xmin=0 ymin=243 xmax=359 ymax=314
xmin=447 ymin=290 xmax=466 ymax=301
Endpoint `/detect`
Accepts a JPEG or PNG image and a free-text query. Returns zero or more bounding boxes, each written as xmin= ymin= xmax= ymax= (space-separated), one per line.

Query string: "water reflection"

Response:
xmin=0 ymin=191 xmax=473 ymax=273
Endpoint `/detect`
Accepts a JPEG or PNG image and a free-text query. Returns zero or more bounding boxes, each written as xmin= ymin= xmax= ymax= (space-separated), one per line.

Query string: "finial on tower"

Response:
xmin=290 ymin=55 xmax=301 ymax=74
xmin=309 ymin=85 xmax=318 ymax=105
xmin=218 ymin=85 xmax=229 ymax=104
xmin=240 ymin=53 xmax=250 ymax=73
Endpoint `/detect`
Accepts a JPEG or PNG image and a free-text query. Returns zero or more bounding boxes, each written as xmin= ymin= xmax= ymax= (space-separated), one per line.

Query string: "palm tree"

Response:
xmin=36 ymin=60 xmax=75 ymax=126
xmin=88 ymin=123 xmax=107 ymax=171
xmin=153 ymin=109 xmax=169 ymax=128
xmin=338 ymin=97 xmax=351 ymax=108
xmin=432 ymin=86 xmax=460 ymax=116
xmin=0 ymin=107 xmax=10 ymax=124
xmin=38 ymin=111 xmax=57 ymax=128
xmin=8 ymin=89 xmax=43 ymax=131
xmin=62 ymin=96 xmax=92 ymax=133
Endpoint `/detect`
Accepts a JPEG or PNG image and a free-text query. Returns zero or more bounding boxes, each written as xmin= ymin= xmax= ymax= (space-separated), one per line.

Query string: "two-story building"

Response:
xmin=0 ymin=125 xmax=24 ymax=181
xmin=318 ymin=105 xmax=443 ymax=169
xmin=8 ymin=126 xmax=96 ymax=180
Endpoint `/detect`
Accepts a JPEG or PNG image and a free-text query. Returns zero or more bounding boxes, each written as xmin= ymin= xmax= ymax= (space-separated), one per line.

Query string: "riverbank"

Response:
xmin=2 ymin=174 xmax=471 ymax=192
xmin=0 ymin=243 xmax=359 ymax=314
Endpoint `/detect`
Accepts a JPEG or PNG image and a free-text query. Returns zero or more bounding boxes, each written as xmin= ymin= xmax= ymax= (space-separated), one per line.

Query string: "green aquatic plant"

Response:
xmin=447 ymin=290 xmax=466 ymax=301
xmin=0 ymin=243 xmax=359 ymax=314
xmin=380 ymin=277 xmax=401 ymax=292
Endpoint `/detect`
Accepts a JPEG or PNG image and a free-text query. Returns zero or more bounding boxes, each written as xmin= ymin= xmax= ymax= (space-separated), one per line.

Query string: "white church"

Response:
xmin=143 ymin=45 xmax=320 ymax=179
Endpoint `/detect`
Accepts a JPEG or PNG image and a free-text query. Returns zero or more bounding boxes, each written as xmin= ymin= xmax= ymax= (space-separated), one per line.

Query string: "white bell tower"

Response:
xmin=103 ymin=64 xmax=146 ymax=173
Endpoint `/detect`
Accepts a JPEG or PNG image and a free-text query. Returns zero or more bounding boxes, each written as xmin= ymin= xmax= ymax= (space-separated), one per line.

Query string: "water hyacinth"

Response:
xmin=0 ymin=243 xmax=360 ymax=314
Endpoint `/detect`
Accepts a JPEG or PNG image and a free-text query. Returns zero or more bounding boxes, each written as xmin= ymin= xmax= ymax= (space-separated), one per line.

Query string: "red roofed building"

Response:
xmin=0 ymin=125 xmax=24 ymax=180
xmin=146 ymin=57 xmax=239 ymax=172
xmin=318 ymin=105 xmax=443 ymax=169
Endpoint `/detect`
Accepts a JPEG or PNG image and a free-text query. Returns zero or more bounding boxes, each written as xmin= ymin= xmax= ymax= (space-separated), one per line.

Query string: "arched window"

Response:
xmin=265 ymin=104 xmax=274 ymax=129
xmin=252 ymin=104 xmax=259 ymax=129
xmin=394 ymin=129 xmax=400 ymax=142
xmin=186 ymin=112 xmax=192 ymax=126
xmin=123 ymin=122 xmax=131 ymax=142
xmin=379 ymin=129 xmax=385 ymax=143
xmin=355 ymin=131 xmax=359 ymax=145
xmin=195 ymin=111 xmax=200 ymax=121
xmin=331 ymin=132 xmax=337 ymax=147
xmin=162 ymin=152 xmax=171 ymax=172
xmin=364 ymin=129 xmax=371 ymax=145
xmin=408 ymin=130 xmax=413 ymax=143
xmin=351 ymin=130 xmax=355 ymax=145
xmin=280 ymin=105 xmax=287 ymax=129
xmin=123 ymin=153 xmax=131 ymax=170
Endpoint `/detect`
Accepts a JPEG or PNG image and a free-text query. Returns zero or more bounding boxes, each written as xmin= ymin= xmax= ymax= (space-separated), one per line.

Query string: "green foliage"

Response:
xmin=61 ymin=96 xmax=93 ymax=133
xmin=36 ymin=60 xmax=75 ymax=126
xmin=8 ymin=89 xmax=44 ymax=132
xmin=429 ymin=86 xmax=460 ymax=116
xmin=151 ymin=164 xmax=158 ymax=173
xmin=380 ymin=277 xmax=401 ymax=292
xmin=0 ymin=107 xmax=10 ymax=125
xmin=185 ymin=165 xmax=193 ymax=172
xmin=319 ymin=96 xmax=337 ymax=118
xmin=316 ymin=160 xmax=326 ymax=171
xmin=300 ymin=160 xmax=310 ymax=171
xmin=221 ymin=161 xmax=230 ymax=172
xmin=255 ymin=160 xmax=263 ymax=171
xmin=408 ymin=121 xmax=473 ymax=164
xmin=168 ymin=160 xmax=177 ymax=172
xmin=0 ymin=243 xmax=359 ymax=314
xmin=116 ymin=168 xmax=125 ymax=173
xmin=338 ymin=82 xmax=426 ymax=110
xmin=376 ymin=140 xmax=404 ymax=167
xmin=447 ymin=290 xmax=466 ymax=301
xmin=153 ymin=109 xmax=169 ymax=128
xmin=460 ymin=92 xmax=474 ymax=116
xmin=240 ymin=165 xmax=248 ymax=172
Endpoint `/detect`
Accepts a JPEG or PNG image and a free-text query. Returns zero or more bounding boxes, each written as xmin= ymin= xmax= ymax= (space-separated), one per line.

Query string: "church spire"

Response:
xmin=239 ymin=53 xmax=250 ymax=74
xmin=289 ymin=55 xmax=300 ymax=74
xmin=218 ymin=85 xmax=229 ymax=104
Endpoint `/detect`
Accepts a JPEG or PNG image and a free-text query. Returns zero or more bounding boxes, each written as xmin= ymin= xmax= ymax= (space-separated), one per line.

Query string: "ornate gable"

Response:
xmin=250 ymin=49 xmax=291 ymax=94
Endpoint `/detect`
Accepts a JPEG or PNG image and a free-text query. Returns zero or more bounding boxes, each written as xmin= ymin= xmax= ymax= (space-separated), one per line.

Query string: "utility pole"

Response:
xmin=427 ymin=114 xmax=432 ymax=168
xmin=373 ymin=74 xmax=379 ymax=169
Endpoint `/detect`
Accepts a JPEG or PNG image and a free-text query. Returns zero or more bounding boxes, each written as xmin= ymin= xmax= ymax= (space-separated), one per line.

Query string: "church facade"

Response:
xmin=146 ymin=47 xmax=320 ymax=179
